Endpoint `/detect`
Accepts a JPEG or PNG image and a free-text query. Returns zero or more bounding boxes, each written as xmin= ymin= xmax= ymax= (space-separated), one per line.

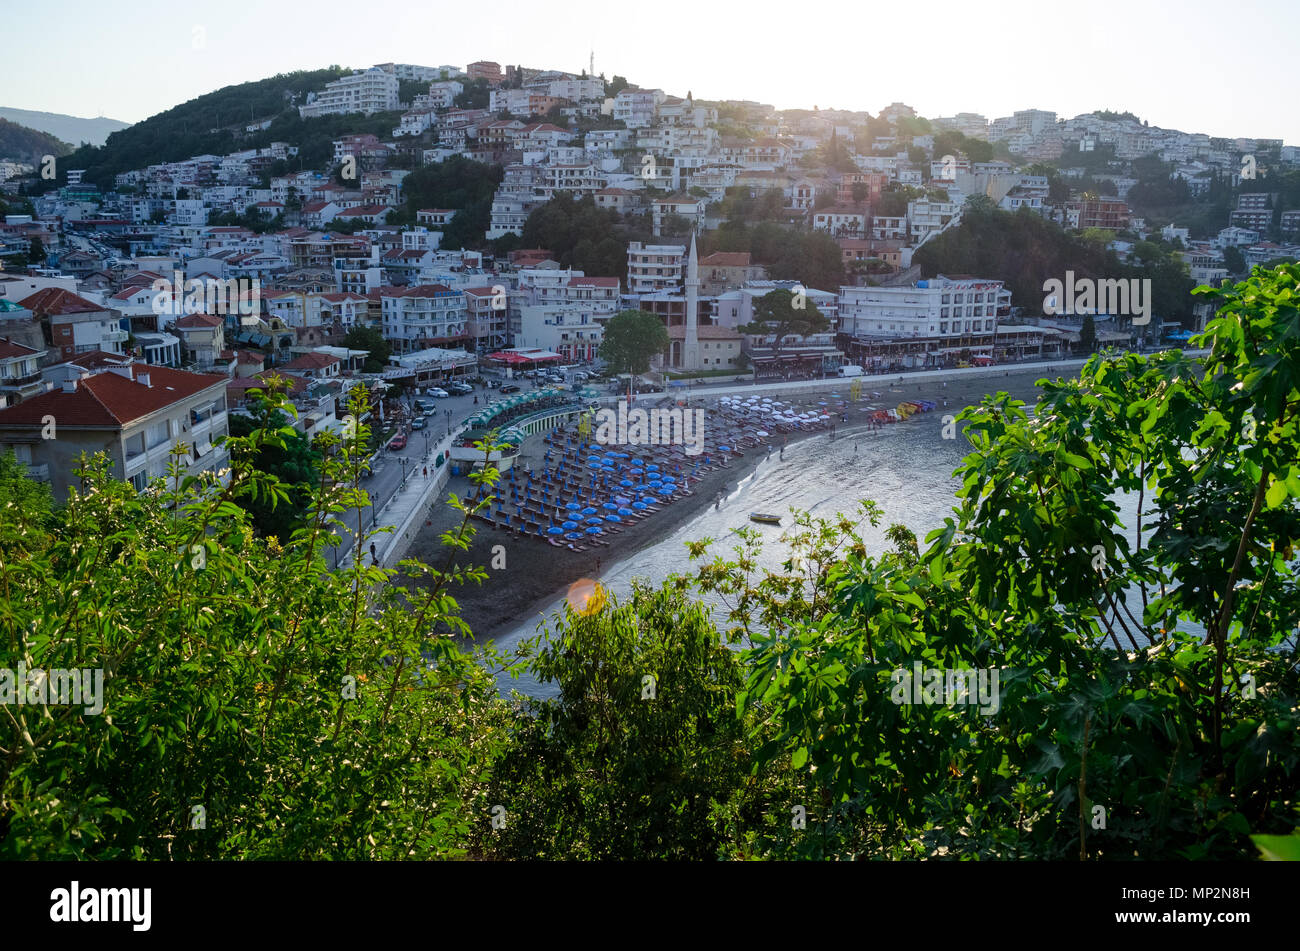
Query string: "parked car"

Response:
xmin=547 ymin=374 xmax=565 ymax=384
xmin=448 ymin=381 xmax=473 ymax=395
xmin=427 ymin=387 xmax=450 ymax=399
xmin=413 ymin=398 xmax=436 ymax=413
xmin=411 ymin=417 xmax=426 ymax=430
xmin=574 ymin=371 xmax=589 ymax=382
xmin=499 ymin=383 xmax=521 ymax=394
xmin=388 ymin=434 xmax=407 ymax=451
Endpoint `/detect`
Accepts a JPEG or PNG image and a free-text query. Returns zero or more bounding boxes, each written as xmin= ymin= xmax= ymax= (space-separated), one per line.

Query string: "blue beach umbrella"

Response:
xmin=566 ymin=502 xmax=580 ymax=511
xmin=562 ymin=520 xmax=579 ymax=530
xmin=585 ymin=526 xmax=602 ymax=535
xmin=602 ymin=502 xmax=618 ymax=510
xmin=547 ymin=526 xmax=564 ymax=535
xmin=605 ymin=514 xmax=621 ymax=523
xmin=619 ymin=479 xmax=633 ymax=487
xmin=582 ymin=506 xmax=597 ymax=515
xmin=631 ymin=501 xmax=647 ymax=510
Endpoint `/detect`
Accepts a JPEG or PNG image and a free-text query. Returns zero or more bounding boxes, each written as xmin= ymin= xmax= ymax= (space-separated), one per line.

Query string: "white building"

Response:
xmin=380 ymin=284 xmax=469 ymax=353
xmin=299 ymin=68 xmax=400 ymax=118
xmin=839 ymin=277 xmax=1008 ymax=339
xmin=627 ymin=242 xmax=686 ymax=295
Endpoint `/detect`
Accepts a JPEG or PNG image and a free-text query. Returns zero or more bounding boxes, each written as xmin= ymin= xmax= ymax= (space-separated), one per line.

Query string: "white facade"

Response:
xmin=299 ymin=68 xmax=400 ymax=118
xmin=839 ymin=278 xmax=1007 ymax=339
xmin=627 ymin=242 xmax=686 ymax=295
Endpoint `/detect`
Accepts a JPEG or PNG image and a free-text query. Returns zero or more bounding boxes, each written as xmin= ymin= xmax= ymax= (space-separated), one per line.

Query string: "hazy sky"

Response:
xmin=4 ymin=0 xmax=1296 ymax=143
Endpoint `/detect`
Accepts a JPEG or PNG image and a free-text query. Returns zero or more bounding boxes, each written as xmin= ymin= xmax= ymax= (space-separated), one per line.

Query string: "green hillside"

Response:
xmin=58 ymin=68 xmax=358 ymax=188
xmin=0 ymin=118 xmax=73 ymax=165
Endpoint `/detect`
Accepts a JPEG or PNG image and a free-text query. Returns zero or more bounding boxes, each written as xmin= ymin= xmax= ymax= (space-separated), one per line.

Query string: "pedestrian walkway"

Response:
xmin=337 ymin=429 xmax=460 ymax=571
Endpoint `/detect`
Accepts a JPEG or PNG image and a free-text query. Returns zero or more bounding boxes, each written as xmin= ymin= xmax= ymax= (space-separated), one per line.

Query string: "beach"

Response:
xmin=401 ymin=365 xmax=1062 ymax=644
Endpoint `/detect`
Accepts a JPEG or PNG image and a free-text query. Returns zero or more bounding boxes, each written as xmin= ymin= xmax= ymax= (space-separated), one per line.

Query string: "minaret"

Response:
xmin=683 ymin=234 xmax=700 ymax=370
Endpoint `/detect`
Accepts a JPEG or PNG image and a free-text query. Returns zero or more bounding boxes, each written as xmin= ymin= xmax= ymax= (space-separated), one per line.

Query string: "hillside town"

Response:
xmin=1 ymin=59 xmax=1298 ymax=502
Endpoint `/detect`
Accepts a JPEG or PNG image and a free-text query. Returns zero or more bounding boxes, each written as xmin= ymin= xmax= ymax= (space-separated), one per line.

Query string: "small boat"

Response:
xmin=749 ymin=512 xmax=781 ymax=525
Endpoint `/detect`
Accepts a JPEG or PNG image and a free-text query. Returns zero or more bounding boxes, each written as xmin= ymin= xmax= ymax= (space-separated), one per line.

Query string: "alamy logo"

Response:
xmin=1042 ymin=270 xmax=1151 ymax=326
xmin=593 ymin=402 xmax=705 ymax=456
xmin=50 ymin=881 xmax=151 ymax=931
xmin=0 ymin=664 xmax=103 ymax=715
xmin=890 ymin=662 xmax=1001 ymax=714
xmin=151 ymin=270 xmax=261 ymax=320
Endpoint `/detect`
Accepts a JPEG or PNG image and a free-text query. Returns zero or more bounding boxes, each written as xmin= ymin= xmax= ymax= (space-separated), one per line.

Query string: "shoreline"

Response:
xmin=401 ymin=367 xmax=1055 ymax=645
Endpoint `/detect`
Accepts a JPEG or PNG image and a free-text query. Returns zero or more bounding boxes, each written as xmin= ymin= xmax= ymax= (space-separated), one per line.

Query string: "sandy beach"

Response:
xmin=401 ymin=365 xmax=1060 ymax=643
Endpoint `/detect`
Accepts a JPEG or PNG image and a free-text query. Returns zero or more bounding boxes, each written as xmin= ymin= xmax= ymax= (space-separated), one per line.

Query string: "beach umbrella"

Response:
xmin=648 ymin=479 xmax=663 ymax=487
xmin=602 ymin=501 xmax=618 ymax=511
xmin=562 ymin=520 xmax=579 ymax=530
xmin=719 ymin=445 xmax=731 ymax=452
xmin=630 ymin=467 xmax=643 ymax=475
xmin=565 ymin=532 xmax=582 ymax=540
xmin=632 ymin=501 xmax=647 ymax=510
xmin=566 ymin=502 xmax=580 ymax=511
xmin=581 ymin=506 xmax=597 ymax=515
xmin=617 ymin=507 xmax=633 ymax=516
xmin=585 ymin=526 xmax=603 ymax=535
xmin=547 ymin=526 xmax=564 ymax=535
xmin=605 ymin=514 xmax=621 ymax=523
xmin=619 ymin=479 xmax=633 ymax=487
xmin=586 ymin=516 xmax=604 ymax=525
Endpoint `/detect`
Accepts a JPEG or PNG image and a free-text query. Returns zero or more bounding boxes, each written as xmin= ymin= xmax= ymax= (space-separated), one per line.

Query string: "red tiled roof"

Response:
xmin=281 ymin=352 xmax=340 ymax=370
xmin=18 ymin=288 xmax=103 ymax=315
xmin=0 ymin=364 xmax=227 ymax=428
xmin=174 ymin=314 xmax=223 ymax=329
xmin=0 ymin=338 xmax=40 ymax=359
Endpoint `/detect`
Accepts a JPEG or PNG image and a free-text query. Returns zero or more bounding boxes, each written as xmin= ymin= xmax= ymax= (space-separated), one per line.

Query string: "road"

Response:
xmin=325 ymin=375 xmax=572 ymax=568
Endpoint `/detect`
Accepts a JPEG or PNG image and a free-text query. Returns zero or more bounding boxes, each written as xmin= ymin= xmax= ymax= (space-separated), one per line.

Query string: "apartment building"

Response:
xmin=1066 ymin=198 xmax=1131 ymax=231
xmin=0 ymin=359 xmax=230 ymax=499
xmin=838 ymin=277 xmax=1008 ymax=340
xmin=627 ymin=242 xmax=686 ymax=295
xmin=813 ymin=207 xmax=868 ymax=238
xmin=908 ymin=199 xmax=959 ymax=239
xmin=379 ymin=284 xmax=469 ymax=353
xmin=19 ymin=288 xmax=127 ymax=364
xmin=1230 ymin=193 xmax=1275 ymax=231
xmin=613 ymin=89 xmax=664 ymax=129
xmin=0 ymin=337 xmax=46 ymax=406
xmin=299 ymin=68 xmax=400 ymax=118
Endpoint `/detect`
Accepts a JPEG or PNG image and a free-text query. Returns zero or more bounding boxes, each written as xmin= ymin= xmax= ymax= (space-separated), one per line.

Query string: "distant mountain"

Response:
xmin=0 ymin=118 xmax=73 ymax=164
xmin=0 ymin=107 xmax=130 ymax=148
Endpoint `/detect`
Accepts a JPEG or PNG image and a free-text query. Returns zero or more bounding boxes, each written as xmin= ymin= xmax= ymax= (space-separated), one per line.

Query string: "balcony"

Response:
xmin=23 ymin=463 xmax=49 ymax=482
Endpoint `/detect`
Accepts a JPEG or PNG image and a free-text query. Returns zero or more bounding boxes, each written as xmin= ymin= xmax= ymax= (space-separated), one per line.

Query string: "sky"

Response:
xmin=3 ymin=0 xmax=1297 ymax=144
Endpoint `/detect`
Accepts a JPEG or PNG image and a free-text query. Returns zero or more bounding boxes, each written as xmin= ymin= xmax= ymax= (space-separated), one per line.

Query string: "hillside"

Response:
xmin=0 ymin=107 xmax=129 ymax=148
xmin=0 ymin=118 xmax=73 ymax=165
xmin=58 ymin=68 xmax=356 ymax=188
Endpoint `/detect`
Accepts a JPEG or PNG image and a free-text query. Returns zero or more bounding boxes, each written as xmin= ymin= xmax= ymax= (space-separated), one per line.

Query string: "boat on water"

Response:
xmin=749 ymin=512 xmax=781 ymax=525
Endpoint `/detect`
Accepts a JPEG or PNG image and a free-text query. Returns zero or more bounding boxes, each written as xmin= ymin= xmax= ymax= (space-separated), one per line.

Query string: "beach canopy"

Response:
xmin=603 ymin=502 xmax=618 ymax=510
xmin=547 ymin=526 xmax=564 ymax=535
xmin=632 ymin=501 xmax=647 ymax=510
xmin=562 ymin=520 xmax=579 ymax=530
xmin=566 ymin=502 xmax=580 ymax=511
xmin=605 ymin=514 xmax=621 ymax=523
xmin=585 ymin=526 xmax=603 ymax=535
xmin=582 ymin=506 xmax=597 ymax=515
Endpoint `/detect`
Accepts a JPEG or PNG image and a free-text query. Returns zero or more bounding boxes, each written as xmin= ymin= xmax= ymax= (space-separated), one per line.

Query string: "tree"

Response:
xmin=480 ymin=582 xmax=754 ymax=859
xmin=851 ymin=181 xmax=869 ymax=204
xmin=598 ymin=309 xmax=670 ymax=392
xmin=741 ymin=288 xmax=831 ymax=365
xmin=223 ymin=377 xmax=323 ymax=540
xmin=27 ymin=236 xmax=46 ymax=264
xmin=341 ymin=325 xmax=390 ymax=373
xmin=0 ymin=386 xmax=514 ymax=860
xmin=1223 ymin=245 xmax=1246 ymax=274
xmin=1079 ymin=313 xmax=1097 ymax=353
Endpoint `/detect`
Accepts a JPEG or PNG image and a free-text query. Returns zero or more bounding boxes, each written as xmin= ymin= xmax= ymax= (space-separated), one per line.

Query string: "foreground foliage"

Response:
xmin=1 ymin=265 xmax=1297 ymax=859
